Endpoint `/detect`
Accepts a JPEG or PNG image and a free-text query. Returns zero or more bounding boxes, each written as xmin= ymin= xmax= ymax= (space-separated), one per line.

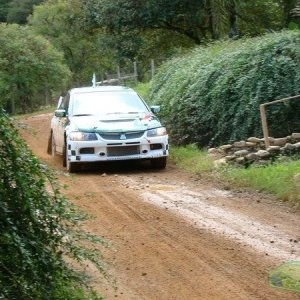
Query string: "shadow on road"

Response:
xmin=71 ymin=160 xmax=168 ymax=175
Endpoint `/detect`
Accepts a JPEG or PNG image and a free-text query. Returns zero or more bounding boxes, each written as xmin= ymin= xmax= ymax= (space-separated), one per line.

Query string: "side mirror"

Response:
xmin=55 ymin=109 xmax=67 ymax=118
xmin=150 ymin=105 xmax=160 ymax=114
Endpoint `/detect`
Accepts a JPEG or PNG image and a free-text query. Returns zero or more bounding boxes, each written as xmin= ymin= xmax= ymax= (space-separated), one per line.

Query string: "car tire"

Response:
xmin=67 ymin=160 xmax=78 ymax=173
xmin=47 ymin=131 xmax=53 ymax=155
xmin=51 ymin=132 xmax=56 ymax=157
xmin=150 ymin=157 xmax=167 ymax=170
xmin=62 ymin=142 xmax=67 ymax=167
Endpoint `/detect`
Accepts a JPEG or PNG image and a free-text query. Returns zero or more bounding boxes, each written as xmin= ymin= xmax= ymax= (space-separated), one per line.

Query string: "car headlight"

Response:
xmin=69 ymin=132 xmax=98 ymax=141
xmin=147 ymin=127 xmax=167 ymax=137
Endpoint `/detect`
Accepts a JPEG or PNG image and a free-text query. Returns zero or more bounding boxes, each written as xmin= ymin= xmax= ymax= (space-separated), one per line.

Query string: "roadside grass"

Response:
xmin=170 ymin=145 xmax=300 ymax=208
xmin=224 ymin=159 xmax=300 ymax=205
xmin=14 ymin=105 xmax=56 ymax=119
xmin=129 ymin=82 xmax=150 ymax=99
xmin=170 ymin=144 xmax=215 ymax=174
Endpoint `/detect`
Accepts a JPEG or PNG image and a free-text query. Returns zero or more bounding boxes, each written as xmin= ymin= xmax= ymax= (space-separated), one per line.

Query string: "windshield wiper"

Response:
xmin=105 ymin=112 xmax=141 ymax=115
xmin=73 ymin=113 xmax=93 ymax=117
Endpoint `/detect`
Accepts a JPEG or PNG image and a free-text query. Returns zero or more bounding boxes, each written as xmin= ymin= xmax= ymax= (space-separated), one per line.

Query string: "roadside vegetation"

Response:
xmin=148 ymin=31 xmax=300 ymax=147
xmin=170 ymin=145 xmax=300 ymax=209
xmin=0 ymin=111 xmax=107 ymax=299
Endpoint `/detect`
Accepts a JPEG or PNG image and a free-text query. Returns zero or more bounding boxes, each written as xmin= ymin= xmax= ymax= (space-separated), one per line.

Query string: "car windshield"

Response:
xmin=71 ymin=90 xmax=149 ymax=116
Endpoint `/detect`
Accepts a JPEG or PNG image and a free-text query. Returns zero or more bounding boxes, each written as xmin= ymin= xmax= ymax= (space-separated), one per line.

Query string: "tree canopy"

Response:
xmin=1 ymin=0 xmax=298 ymax=83
xmin=1 ymin=0 xmax=300 ymax=77
xmin=84 ymin=0 xmax=291 ymax=44
xmin=29 ymin=0 xmax=116 ymax=85
xmin=78 ymin=0 xmax=300 ymax=69
xmin=0 ymin=0 xmax=11 ymax=22
xmin=0 ymin=0 xmax=44 ymax=24
xmin=85 ymin=0 xmax=209 ymax=44
xmin=6 ymin=0 xmax=44 ymax=24
xmin=0 ymin=23 xmax=70 ymax=113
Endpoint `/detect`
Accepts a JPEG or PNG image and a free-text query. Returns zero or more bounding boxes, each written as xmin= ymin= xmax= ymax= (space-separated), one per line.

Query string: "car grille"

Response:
xmin=99 ymin=131 xmax=144 ymax=140
xmin=107 ymin=145 xmax=140 ymax=157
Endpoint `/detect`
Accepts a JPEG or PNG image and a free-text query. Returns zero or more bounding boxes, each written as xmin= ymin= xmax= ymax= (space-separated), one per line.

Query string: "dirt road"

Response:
xmin=20 ymin=113 xmax=300 ymax=300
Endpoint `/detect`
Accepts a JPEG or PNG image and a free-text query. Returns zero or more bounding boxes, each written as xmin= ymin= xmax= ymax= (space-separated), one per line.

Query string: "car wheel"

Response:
xmin=51 ymin=132 xmax=56 ymax=157
xmin=47 ymin=131 xmax=53 ymax=155
xmin=150 ymin=157 xmax=167 ymax=170
xmin=62 ymin=142 xmax=67 ymax=167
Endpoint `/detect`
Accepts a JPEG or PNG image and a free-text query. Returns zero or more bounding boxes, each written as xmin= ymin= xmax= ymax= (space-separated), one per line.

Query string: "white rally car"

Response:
xmin=48 ymin=85 xmax=169 ymax=172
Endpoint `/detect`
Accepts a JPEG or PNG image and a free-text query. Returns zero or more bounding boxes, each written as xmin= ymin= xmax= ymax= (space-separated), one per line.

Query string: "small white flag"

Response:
xmin=92 ymin=73 xmax=96 ymax=87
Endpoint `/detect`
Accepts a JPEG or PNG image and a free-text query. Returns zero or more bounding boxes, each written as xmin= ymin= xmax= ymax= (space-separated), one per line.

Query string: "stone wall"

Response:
xmin=208 ymin=133 xmax=300 ymax=167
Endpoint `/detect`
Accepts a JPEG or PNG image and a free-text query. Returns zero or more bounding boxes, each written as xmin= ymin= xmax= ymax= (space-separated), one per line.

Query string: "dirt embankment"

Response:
xmin=20 ymin=113 xmax=300 ymax=300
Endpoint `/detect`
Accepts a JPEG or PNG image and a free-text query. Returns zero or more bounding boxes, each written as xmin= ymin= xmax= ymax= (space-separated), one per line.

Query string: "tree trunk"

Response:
xmin=290 ymin=0 xmax=300 ymax=25
xmin=227 ymin=1 xmax=238 ymax=38
xmin=283 ymin=0 xmax=299 ymax=26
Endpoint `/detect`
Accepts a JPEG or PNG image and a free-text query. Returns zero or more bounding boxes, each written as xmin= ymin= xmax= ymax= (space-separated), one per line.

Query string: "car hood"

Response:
xmin=69 ymin=113 xmax=162 ymax=133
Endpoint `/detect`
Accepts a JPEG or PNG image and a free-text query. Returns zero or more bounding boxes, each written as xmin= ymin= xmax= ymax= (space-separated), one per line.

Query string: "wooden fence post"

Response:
xmin=259 ymin=104 xmax=270 ymax=149
xmin=259 ymin=95 xmax=300 ymax=149
xmin=133 ymin=61 xmax=138 ymax=83
xmin=117 ymin=65 xmax=121 ymax=84
xmin=151 ymin=59 xmax=155 ymax=79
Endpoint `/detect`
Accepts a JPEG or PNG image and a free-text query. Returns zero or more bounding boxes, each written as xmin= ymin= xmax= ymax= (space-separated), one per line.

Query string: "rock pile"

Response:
xmin=208 ymin=133 xmax=300 ymax=167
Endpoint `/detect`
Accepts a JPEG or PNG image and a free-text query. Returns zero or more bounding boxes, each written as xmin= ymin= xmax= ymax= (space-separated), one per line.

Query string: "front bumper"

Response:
xmin=66 ymin=135 xmax=169 ymax=163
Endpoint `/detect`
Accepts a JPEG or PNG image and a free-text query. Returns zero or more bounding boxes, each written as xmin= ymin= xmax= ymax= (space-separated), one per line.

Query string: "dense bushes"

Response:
xmin=0 ymin=111 xmax=103 ymax=299
xmin=149 ymin=31 xmax=300 ymax=147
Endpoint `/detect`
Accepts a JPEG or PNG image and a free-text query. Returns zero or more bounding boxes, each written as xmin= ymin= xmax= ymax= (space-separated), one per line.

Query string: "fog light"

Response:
xmin=150 ymin=144 xmax=163 ymax=150
xmin=79 ymin=147 xmax=94 ymax=154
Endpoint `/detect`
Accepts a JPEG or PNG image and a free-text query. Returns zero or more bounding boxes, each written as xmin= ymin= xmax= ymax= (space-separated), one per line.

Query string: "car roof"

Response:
xmin=70 ymin=86 xmax=135 ymax=94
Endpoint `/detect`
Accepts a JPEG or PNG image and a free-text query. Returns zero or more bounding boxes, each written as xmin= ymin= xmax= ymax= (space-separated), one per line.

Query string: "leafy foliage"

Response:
xmin=1 ymin=0 xmax=300 ymax=85
xmin=0 ymin=0 xmax=44 ymax=24
xmin=84 ymin=0 xmax=286 ymax=44
xmin=282 ymin=0 xmax=300 ymax=25
xmin=236 ymin=0 xmax=284 ymax=35
xmin=29 ymin=0 xmax=117 ymax=85
xmin=80 ymin=0 xmax=294 ymax=79
xmin=0 ymin=0 xmax=12 ymax=22
xmin=0 ymin=111 xmax=104 ymax=299
xmin=149 ymin=31 xmax=300 ymax=147
xmin=6 ymin=0 xmax=44 ymax=24
xmin=85 ymin=0 xmax=210 ymax=44
xmin=25 ymin=0 xmax=300 ymax=84
xmin=0 ymin=23 xmax=70 ymax=114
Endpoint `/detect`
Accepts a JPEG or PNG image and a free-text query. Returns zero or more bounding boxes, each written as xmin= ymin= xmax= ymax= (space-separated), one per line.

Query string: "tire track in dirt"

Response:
xmin=139 ymin=186 xmax=300 ymax=261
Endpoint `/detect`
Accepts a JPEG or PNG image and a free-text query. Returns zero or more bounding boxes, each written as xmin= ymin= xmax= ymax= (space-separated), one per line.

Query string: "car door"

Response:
xmin=53 ymin=93 xmax=70 ymax=154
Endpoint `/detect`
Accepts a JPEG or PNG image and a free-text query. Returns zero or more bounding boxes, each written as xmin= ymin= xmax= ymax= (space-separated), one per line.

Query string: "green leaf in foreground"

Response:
xmin=0 ymin=110 xmax=105 ymax=299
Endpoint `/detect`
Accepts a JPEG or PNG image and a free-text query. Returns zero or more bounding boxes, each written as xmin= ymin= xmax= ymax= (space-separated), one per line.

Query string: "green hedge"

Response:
xmin=149 ymin=31 xmax=300 ymax=147
xmin=0 ymin=111 xmax=103 ymax=299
